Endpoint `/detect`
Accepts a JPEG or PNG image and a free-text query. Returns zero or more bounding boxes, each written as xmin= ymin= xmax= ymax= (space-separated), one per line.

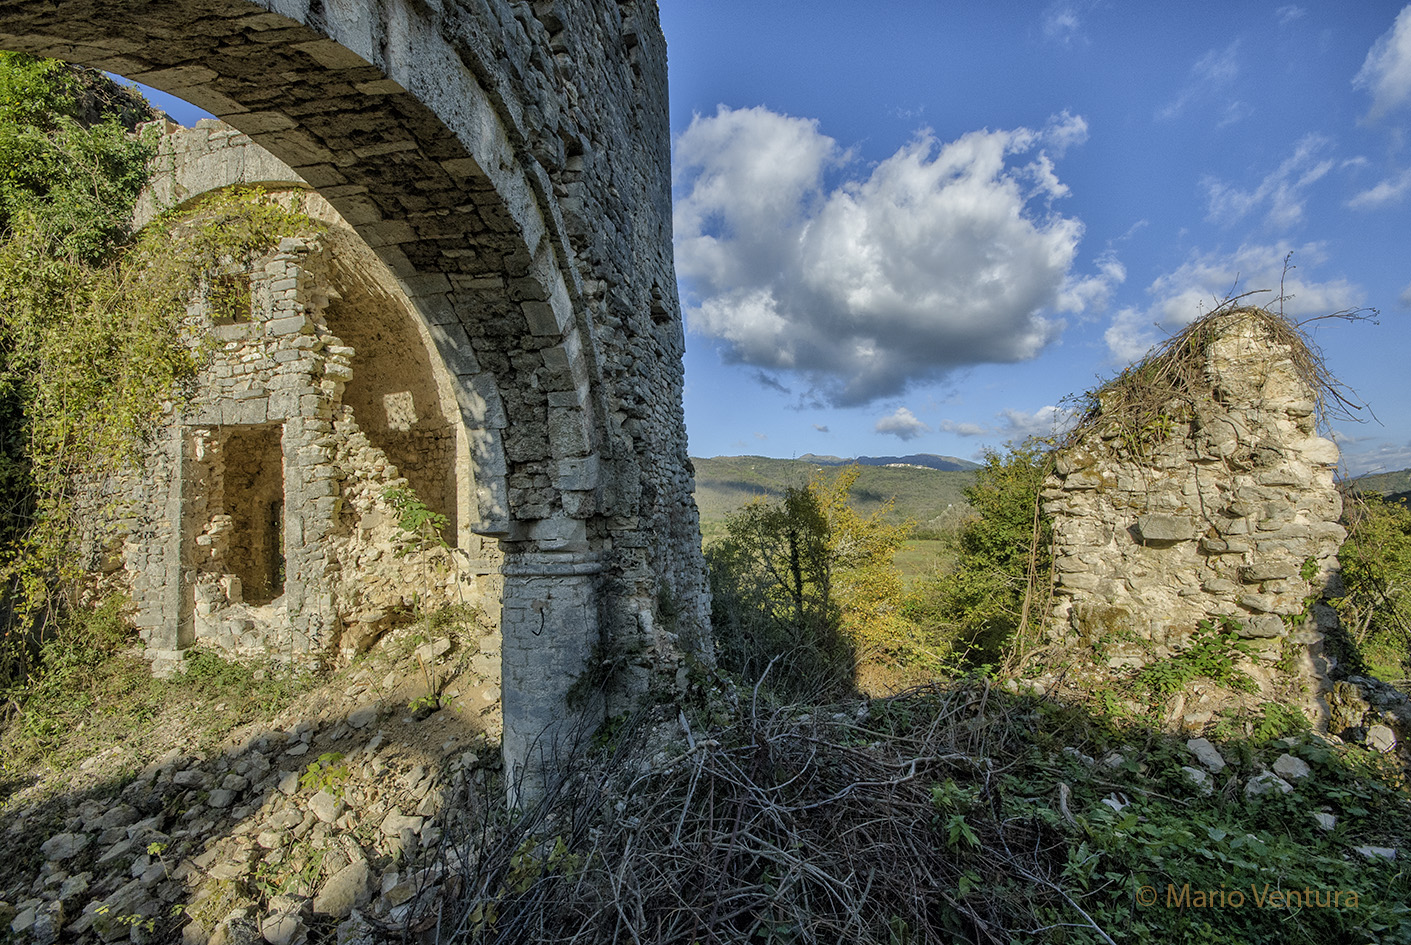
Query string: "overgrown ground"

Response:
xmin=418 ymin=676 xmax=1411 ymax=945
xmin=4 ymin=613 xmax=1409 ymax=944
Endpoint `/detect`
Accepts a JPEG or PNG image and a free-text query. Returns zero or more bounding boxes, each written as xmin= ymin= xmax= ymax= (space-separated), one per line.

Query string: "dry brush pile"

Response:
xmin=410 ymin=677 xmax=1411 ymax=945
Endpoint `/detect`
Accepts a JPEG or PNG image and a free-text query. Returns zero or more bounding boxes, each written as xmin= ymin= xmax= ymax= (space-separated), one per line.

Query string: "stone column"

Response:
xmin=499 ymin=550 xmax=605 ymax=806
xmin=148 ymin=418 xmax=189 ymax=677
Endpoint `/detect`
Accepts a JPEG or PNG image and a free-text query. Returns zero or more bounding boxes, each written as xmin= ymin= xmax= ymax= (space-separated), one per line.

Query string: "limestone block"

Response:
xmin=268 ymin=314 xmax=310 ymax=336
xmin=1241 ymin=555 xmax=1301 ymax=583
xmin=1055 ymin=447 xmax=1097 ymax=475
xmin=1134 ymin=514 xmax=1197 ymax=543
xmin=1062 ymin=469 xmax=1103 ymax=490
xmin=548 ymin=406 xmax=591 ymax=457
xmin=1237 ymin=614 xmax=1285 ymax=639
xmin=1294 ymin=436 xmax=1339 ymax=466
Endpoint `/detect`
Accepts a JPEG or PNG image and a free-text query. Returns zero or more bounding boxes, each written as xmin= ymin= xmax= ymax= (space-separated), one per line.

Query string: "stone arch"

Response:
xmin=137 ymin=123 xmax=492 ymax=558
xmin=0 ymin=0 xmax=714 ymax=796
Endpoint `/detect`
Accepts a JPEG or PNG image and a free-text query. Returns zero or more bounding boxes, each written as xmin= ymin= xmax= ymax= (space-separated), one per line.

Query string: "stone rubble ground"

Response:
xmin=0 ymin=626 xmax=504 ymax=945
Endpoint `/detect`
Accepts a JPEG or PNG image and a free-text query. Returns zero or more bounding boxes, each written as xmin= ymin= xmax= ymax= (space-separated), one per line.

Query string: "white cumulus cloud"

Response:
xmin=938 ymin=405 xmax=1076 ymax=440
xmin=875 ymin=407 xmax=930 ymax=441
xmin=1103 ymin=243 xmax=1363 ymax=362
xmin=1355 ymin=5 xmax=1411 ymax=121
xmin=675 ymin=105 xmax=1110 ymax=406
xmin=938 ymin=419 xmax=991 ymax=437
xmin=998 ymin=405 xmax=1078 ymax=439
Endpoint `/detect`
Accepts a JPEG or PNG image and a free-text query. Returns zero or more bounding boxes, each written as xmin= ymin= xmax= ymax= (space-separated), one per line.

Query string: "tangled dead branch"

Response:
xmin=394 ymin=684 xmax=1110 ymax=945
xmin=1064 ymin=299 xmax=1369 ymax=454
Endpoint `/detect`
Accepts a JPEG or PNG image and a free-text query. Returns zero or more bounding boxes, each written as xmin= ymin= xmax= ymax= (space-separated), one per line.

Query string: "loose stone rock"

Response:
xmin=1355 ymin=845 xmax=1397 ymax=861
xmin=1271 ymin=753 xmax=1311 ymax=780
xmin=312 ymin=859 xmax=370 ymax=918
xmin=1180 ymin=766 xmax=1213 ymax=796
xmin=379 ymin=810 xmax=424 ymax=838
xmin=1367 ymin=724 xmax=1397 ymax=753
xmin=1185 ymin=738 xmax=1227 ymax=774
xmin=1245 ymin=772 xmax=1294 ymax=797
xmin=39 ymin=833 xmax=90 ymax=862
xmin=309 ymin=790 xmax=345 ymax=824
xmin=347 ymin=704 xmax=380 ymax=730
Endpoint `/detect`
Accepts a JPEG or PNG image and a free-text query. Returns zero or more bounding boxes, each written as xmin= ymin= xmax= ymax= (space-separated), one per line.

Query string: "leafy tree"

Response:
xmin=1336 ymin=493 xmax=1411 ymax=679
xmin=707 ymin=481 xmax=848 ymax=699
xmin=0 ymin=52 xmax=154 ymax=262
xmin=906 ymin=441 xmax=1053 ymax=668
xmin=811 ymin=466 xmax=926 ymax=666
xmin=706 ymin=466 xmax=920 ymax=698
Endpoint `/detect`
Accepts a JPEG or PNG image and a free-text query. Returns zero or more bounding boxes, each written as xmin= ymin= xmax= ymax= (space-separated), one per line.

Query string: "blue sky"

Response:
xmin=662 ymin=1 xmax=1411 ymax=476
xmin=137 ymin=2 xmax=1411 ymax=475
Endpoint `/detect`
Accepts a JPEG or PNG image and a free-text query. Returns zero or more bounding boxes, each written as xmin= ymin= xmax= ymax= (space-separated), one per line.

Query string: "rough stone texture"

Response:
xmin=1 ymin=0 xmax=716 ymax=793
xmin=1045 ymin=312 xmax=1345 ymax=724
xmin=79 ymin=144 xmax=501 ymax=687
xmin=1185 ymin=738 xmax=1227 ymax=774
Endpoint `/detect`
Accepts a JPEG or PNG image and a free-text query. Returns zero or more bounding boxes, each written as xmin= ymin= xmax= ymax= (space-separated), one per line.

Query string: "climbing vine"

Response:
xmin=0 ymin=52 xmax=325 ymax=682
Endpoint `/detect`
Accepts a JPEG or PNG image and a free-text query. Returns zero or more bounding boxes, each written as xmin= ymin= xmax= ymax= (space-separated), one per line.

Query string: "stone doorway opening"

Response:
xmin=219 ymin=425 xmax=286 ymax=606
xmin=184 ymin=422 xmax=293 ymax=651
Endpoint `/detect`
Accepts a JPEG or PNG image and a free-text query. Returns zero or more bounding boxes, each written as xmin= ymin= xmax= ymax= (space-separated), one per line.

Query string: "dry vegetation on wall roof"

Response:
xmin=1066 ymin=301 xmax=1367 ymax=453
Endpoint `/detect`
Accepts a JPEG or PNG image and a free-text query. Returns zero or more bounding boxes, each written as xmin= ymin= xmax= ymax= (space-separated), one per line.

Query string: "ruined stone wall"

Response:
xmin=4 ymin=0 xmax=713 ymax=790
xmin=80 ymin=157 xmax=502 ymax=693
xmin=1043 ymin=312 xmax=1344 ymax=726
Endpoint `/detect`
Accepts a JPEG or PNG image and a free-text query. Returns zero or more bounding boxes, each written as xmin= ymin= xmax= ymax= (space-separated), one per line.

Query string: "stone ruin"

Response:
xmin=81 ymin=121 xmax=504 ymax=705
xmin=1042 ymin=308 xmax=1349 ymax=727
xmin=3 ymin=0 xmax=717 ymax=791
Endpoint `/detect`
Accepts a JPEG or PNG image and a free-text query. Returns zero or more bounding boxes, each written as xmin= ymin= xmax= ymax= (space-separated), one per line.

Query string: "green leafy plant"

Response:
xmin=383 ymin=486 xmax=449 ymax=554
xmin=299 ymin=751 xmax=350 ymax=796
xmin=1336 ymin=491 xmax=1411 ymax=680
xmin=408 ymin=692 xmax=441 ymax=713
xmin=904 ymin=440 xmax=1054 ymax=670
xmin=1136 ymin=618 xmax=1256 ymax=700
xmin=0 ymin=114 xmax=323 ymax=685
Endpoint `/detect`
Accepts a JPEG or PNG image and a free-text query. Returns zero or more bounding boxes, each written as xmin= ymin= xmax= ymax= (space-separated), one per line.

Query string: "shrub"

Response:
xmin=906 ymin=441 xmax=1053 ymax=668
xmin=1337 ymin=492 xmax=1411 ymax=680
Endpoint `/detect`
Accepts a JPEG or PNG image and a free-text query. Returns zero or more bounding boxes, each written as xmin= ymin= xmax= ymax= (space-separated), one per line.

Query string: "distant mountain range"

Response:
xmin=797 ymin=452 xmax=981 ymax=472
xmin=691 ymin=454 xmax=975 ymax=541
xmin=1348 ymin=467 xmax=1411 ymax=507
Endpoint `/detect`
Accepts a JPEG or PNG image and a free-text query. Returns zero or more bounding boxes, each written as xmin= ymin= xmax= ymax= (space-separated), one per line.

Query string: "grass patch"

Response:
xmin=0 ymin=599 xmax=313 ymax=787
xmin=896 ymin=538 xmax=952 ymax=587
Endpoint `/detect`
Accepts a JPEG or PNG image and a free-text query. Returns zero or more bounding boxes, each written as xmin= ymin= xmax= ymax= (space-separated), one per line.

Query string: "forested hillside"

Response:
xmin=1351 ymin=467 xmax=1411 ymax=505
xmin=691 ymin=454 xmax=973 ymax=540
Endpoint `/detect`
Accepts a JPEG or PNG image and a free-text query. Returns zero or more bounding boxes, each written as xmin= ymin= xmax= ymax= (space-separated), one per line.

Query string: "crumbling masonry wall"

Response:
xmin=1044 ymin=312 xmax=1345 ymax=727
xmin=82 ymin=142 xmax=503 ymax=699
xmin=3 ymin=0 xmax=714 ymax=791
